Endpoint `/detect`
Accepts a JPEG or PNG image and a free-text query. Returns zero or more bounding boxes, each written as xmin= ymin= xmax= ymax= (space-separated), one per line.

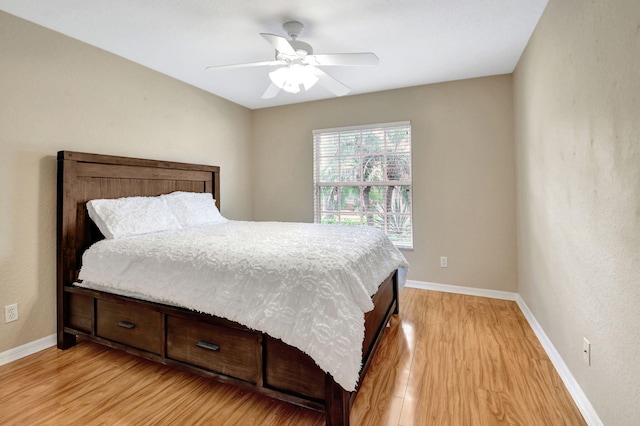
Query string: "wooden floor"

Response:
xmin=0 ymin=288 xmax=586 ymax=425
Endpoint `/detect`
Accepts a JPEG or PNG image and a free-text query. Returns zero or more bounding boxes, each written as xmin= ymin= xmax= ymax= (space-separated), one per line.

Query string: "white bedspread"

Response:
xmin=78 ymin=221 xmax=409 ymax=391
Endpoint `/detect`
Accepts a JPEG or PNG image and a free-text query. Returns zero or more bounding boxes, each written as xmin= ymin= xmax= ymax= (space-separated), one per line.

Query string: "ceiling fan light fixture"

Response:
xmin=269 ymin=64 xmax=319 ymax=94
xmin=208 ymin=20 xmax=378 ymax=99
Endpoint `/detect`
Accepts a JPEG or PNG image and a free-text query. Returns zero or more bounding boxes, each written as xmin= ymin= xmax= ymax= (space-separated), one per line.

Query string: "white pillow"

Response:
xmin=161 ymin=191 xmax=227 ymax=227
xmin=87 ymin=195 xmax=181 ymax=239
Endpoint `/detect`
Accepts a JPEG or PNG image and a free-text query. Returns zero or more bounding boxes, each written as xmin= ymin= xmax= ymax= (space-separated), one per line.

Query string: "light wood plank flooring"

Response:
xmin=0 ymin=288 xmax=586 ymax=425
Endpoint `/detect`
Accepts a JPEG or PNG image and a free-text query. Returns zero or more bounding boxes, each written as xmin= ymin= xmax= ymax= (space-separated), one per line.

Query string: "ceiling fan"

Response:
xmin=206 ymin=21 xmax=379 ymax=99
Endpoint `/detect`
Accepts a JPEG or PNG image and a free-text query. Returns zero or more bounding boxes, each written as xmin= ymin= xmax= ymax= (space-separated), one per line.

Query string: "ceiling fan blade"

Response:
xmin=309 ymin=53 xmax=379 ymax=66
xmin=205 ymin=60 xmax=284 ymax=70
xmin=310 ymin=68 xmax=350 ymax=97
xmin=261 ymin=83 xmax=281 ymax=99
xmin=260 ymin=33 xmax=296 ymax=55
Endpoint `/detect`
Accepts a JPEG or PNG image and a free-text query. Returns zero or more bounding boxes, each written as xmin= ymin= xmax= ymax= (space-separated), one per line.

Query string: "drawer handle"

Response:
xmin=196 ymin=341 xmax=220 ymax=351
xmin=117 ymin=321 xmax=136 ymax=329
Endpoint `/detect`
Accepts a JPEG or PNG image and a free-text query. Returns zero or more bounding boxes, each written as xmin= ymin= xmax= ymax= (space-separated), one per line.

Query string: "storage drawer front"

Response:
xmin=96 ymin=299 xmax=163 ymax=354
xmin=68 ymin=293 xmax=93 ymax=333
xmin=167 ymin=316 xmax=261 ymax=383
xmin=265 ymin=336 xmax=325 ymax=400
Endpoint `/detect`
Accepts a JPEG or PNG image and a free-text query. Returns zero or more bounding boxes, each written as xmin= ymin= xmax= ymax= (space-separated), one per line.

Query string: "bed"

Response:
xmin=56 ymin=151 xmax=407 ymax=425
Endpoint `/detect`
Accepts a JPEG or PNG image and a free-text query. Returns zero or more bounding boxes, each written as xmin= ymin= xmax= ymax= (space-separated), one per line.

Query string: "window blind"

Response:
xmin=313 ymin=121 xmax=413 ymax=248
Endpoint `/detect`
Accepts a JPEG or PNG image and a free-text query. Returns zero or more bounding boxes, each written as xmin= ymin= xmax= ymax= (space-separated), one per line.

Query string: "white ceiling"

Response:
xmin=0 ymin=0 xmax=548 ymax=110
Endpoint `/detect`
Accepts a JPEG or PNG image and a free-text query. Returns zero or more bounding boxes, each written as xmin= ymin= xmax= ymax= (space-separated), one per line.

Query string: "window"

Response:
xmin=313 ymin=122 xmax=413 ymax=248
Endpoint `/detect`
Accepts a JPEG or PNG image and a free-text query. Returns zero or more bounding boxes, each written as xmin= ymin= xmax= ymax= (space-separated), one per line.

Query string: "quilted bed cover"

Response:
xmin=77 ymin=220 xmax=408 ymax=391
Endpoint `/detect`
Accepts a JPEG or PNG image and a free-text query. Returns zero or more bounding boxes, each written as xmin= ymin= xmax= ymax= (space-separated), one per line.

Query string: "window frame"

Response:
xmin=312 ymin=121 xmax=413 ymax=249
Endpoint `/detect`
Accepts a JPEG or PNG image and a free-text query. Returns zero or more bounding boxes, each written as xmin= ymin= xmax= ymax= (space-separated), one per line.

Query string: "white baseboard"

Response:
xmin=0 ymin=334 xmax=56 ymax=367
xmin=406 ymin=279 xmax=602 ymax=426
xmin=405 ymin=279 xmax=518 ymax=301
xmin=515 ymin=295 xmax=603 ymax=426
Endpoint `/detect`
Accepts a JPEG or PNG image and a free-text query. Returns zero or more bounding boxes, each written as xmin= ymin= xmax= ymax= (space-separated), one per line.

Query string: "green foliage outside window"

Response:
xmin=313 ymin=122 xmax=413 ymax=248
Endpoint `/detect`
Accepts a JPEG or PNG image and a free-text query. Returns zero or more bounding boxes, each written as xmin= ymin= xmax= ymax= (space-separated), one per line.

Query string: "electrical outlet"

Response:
xmin=583 ymin=338 xmax=591 ymax=365
xmin=5 ymin=303 xmax=18 ymax=323
xmin=440 ymin=256 xmax=448 ymax=268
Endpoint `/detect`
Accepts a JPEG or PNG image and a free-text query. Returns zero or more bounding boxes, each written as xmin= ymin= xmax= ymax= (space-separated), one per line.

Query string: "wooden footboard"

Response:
xmin=56 ymin=151 xmax=399 ymax=425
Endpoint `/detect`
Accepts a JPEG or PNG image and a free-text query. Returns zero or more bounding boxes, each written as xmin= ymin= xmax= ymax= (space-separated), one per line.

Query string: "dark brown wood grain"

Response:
xmin=325 ymin=374 xmax=351 ymax=426
xmin=363 ymin=273 xmax=394 ymax=359
xmin=56 ymin=150 xmax=399 ymax=425
xmin=67 ymin=292 xmax=93 ymax=333
xmin=265 ymin=336 xmax=326 ymax=400
xmin=96 ymin=299 xmax=164 ymax=355
xmin=167 ymin=316 xmax=262 ymax=384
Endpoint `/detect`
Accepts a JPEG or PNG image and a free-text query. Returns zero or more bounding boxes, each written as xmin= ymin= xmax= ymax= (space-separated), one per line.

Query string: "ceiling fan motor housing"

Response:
xmin=283 ymin=20 xmax=305 ymax=39
xmin=280 ymin=21 xmax=312 ymax=56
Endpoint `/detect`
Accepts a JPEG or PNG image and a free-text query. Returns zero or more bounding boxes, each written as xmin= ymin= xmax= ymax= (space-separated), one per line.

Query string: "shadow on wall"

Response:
xmin=36 ymin=154 xmax=58 ymax=334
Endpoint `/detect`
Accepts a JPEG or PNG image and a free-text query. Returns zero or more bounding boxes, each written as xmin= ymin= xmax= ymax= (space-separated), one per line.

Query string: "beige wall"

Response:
xmin=252 ymin=76 xmax=517 ymax=290
xmin=0 ymin=12 xmax=253 ymax=352
xmin=514 ymin=0 xmax=640 ymax=423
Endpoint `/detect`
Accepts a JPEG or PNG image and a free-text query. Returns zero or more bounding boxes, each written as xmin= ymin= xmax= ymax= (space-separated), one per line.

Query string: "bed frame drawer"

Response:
xmin=67 ymin=293 xmax=93 ymax=333
xmin=265 ymin=336 xmax=326 ymax=400
xmin=96 ymin=299 xmax=163 ymax=354
xmin=166 ymin=316 xmax=262 ymax=383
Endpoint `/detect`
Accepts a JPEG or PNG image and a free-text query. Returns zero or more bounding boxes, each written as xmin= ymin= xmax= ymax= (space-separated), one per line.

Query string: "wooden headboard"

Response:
xmin=56 ymin=151 xmax=220 ymax=289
